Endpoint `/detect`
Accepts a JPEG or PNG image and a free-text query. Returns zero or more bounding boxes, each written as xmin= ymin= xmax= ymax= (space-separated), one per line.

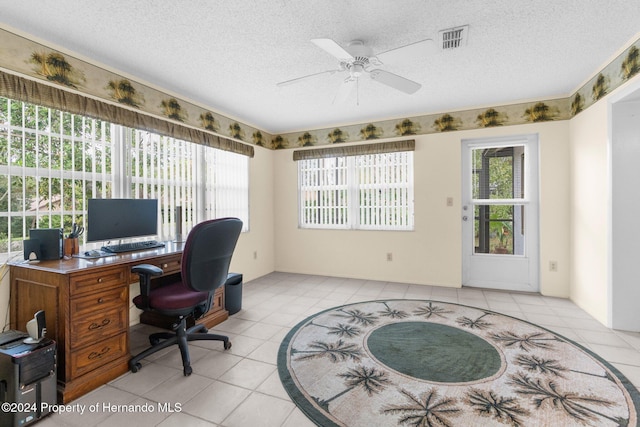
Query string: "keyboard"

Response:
xmin=101 ymin=240 xmax=165 ymax=253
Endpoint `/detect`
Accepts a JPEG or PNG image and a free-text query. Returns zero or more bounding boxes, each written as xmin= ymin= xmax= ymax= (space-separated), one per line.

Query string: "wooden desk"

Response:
xmin=9 ymin=242 xmax=228 ymax=403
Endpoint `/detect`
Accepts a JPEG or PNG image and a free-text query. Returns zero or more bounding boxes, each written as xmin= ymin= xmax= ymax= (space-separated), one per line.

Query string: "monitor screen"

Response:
xmin=87 ymin=198 xmax=158 ymax=242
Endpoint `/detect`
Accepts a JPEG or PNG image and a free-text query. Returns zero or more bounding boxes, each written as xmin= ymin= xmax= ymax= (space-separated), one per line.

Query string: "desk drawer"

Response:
xmin=71 ymin=287 xmax=128 ymax=318
xmin=129 ymin=255 xmax=182 ymax=283
xmin=70 ymin=306 xmax=127 ymax=349
xmin=70 ymin=267 xmax=127 ymax=296
xmin=70 ymin=333 xmax=127 ymax=378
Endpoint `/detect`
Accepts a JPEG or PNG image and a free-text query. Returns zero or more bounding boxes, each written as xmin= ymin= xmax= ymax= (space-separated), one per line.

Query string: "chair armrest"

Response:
xmin=132 ymin=264 xmax=164 ymax=276
xmin=132 ymin=264 xmax=164 ymax=310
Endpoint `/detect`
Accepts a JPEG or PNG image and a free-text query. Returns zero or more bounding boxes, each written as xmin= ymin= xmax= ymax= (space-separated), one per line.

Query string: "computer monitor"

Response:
xmin=87 ymin=198 xmax=158 ymax=242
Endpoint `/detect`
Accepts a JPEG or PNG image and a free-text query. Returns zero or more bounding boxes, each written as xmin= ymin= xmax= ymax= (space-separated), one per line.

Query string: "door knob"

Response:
xmin=462 ymin=216 xmax=468 ymax=221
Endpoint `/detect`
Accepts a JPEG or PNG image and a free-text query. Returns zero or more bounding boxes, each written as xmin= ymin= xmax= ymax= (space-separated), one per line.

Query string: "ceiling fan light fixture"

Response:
xmin=351 ymin=63 xmax=364 ymax=77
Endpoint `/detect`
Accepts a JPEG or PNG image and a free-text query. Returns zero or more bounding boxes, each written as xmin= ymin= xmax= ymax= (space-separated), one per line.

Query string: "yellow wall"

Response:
xmin=569 ymin=100 xmax=609 ymax=324
xmin=274 ymin=121 xmax=571 ymax=296
xmin=568 ymin=73 xmax=640 ymax=326
xmin=229 ymin=145 xmax=276 ymax=282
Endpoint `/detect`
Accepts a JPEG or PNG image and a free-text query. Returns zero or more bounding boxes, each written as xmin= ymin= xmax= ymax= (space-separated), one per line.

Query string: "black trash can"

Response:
xmin=224 ymin=273 xmax=243 ymax=315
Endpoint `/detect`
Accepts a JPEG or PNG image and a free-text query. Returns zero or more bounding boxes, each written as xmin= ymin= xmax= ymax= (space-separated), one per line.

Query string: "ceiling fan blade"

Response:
xmin=369 ymin=69 xmax=421 ymax=94
xmin=333 ymin=77 xmax=355 ymax=104
xmin=276 ymin=69 xmax=341 ymax=87
xmin=311 ymin=38 xmax=354 ymax=61
xmin=375 ymin=37 xmax=434 ymax=63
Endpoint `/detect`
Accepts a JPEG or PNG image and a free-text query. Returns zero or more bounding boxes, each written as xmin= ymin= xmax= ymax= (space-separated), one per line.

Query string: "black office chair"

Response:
xmin=128 ymin=217 xmax=242 ymax=376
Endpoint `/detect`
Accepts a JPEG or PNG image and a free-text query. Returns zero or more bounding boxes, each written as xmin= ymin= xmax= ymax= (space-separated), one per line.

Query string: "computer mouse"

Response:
xmin=85 ymin=250 xmax=102 ymax=257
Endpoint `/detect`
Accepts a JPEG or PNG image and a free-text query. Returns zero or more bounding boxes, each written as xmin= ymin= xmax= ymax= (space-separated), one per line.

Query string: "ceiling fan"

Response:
xmin=277 ymin=37 xmax=433 ymax=104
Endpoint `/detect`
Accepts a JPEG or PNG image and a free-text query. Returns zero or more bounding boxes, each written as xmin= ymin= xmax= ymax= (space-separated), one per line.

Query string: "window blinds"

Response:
xmin=298 ymin=150 xmax=414 ymax=230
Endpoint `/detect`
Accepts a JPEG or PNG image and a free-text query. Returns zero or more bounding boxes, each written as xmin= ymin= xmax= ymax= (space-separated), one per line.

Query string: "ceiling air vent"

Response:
xmin=438 ymin=25 xmax=468 ymax=50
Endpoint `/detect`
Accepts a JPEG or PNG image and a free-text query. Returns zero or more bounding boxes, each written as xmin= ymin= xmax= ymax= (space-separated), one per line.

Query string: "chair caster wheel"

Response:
xmin=183 ymin=366 xmax=192 ymax=376
xmin=130 ymin=362 xmax=142 ymax=373
xmin=150 ymin=337 xmax=160 ymax=345
xmin=224 ymin=341 xmax=232 ymax=350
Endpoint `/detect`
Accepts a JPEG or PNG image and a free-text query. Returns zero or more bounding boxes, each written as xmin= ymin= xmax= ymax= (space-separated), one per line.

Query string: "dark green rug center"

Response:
xmin=366 ymin=321 xmax=502 ymax=383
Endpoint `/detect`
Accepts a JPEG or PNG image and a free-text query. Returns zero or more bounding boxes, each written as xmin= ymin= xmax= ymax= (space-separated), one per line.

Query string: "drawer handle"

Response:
xmin=88 ymin=347 xmax=110 ymax=360
xmin=97 ymin=278 xmax=104 ymax=283
xmin=97 ymin=298 xmax=104 ymax=304
xmin=162 ymin=263 xmax=168 ymax=268
xmin=88 ymin=319 xmax=111 ymax=330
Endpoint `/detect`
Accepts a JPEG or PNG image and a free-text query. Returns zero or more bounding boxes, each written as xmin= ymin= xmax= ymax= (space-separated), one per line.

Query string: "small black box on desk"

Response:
xmin=28 ymin=229 xmax=63 ymax=260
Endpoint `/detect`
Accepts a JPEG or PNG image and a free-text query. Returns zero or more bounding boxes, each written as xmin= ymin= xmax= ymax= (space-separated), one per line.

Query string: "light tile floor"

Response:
xmin=39 ymin=272 xmax=640 ymax=427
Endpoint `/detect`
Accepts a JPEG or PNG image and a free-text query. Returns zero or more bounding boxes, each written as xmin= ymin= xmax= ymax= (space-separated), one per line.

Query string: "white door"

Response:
xmin=461 ymin=135 xmax=539 ymax=292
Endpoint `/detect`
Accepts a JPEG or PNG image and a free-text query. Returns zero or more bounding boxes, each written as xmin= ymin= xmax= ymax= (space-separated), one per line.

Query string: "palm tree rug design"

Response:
xmin=277 ymin=300 xmax=639 ymax=427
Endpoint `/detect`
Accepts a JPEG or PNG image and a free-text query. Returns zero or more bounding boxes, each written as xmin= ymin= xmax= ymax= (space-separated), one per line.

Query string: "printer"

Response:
xmin=0 ymin=330 xmax=56 ymax=426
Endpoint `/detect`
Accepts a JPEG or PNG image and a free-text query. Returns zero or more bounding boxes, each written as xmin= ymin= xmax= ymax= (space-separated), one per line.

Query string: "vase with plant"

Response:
xmin=493 ymin=222 xmax=512 ymax=254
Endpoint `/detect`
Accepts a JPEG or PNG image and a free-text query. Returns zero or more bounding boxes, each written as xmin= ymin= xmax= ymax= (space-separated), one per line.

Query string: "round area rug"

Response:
xmin=278 ymin=299 xmax=640 ymax=427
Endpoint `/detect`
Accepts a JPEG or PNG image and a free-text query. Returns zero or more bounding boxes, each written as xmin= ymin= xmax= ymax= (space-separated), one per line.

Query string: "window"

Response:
xmin=0 ymin=97 xmax=249 ymax=260
xmin=299 ymin=157 xmax=349 ymax=228
xmin=298 ymin=151 xmax=414 ymax=230
xmin=128 ymin=130 xmax=249 ymax=236
xmin=205 ymin=147 xmax=250 ymax=224
xmin=471 ymin=146 xmax=524 ymax=255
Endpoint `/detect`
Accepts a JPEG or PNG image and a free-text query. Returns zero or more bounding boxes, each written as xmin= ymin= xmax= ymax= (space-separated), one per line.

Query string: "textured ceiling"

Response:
xmin=2 ymin=0 xmax=640 ymax=134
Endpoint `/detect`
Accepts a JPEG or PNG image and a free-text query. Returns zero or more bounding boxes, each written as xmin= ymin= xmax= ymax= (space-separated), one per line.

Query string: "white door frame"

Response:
xmin=461 ymin=134 xmax=540 ymax=292
xmin=608 ymin=77 xmax=640 ymax=331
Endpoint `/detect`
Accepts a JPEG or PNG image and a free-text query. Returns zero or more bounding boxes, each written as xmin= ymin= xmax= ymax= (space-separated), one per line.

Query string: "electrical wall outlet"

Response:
xmin=253 ymin=250 xmax=258 ymax=260
xmin=387 ymin=252 xmax=393 ymax=262
xmin=549 ymin=261 xmax=558 ymax=272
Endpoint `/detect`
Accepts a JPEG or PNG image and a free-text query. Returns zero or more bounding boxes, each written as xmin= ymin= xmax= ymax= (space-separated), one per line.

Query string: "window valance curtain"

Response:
xmin=0 ymin=71 xmax=254 ymax=158
xmin=293 ymin=139 xmax=415 ymax=161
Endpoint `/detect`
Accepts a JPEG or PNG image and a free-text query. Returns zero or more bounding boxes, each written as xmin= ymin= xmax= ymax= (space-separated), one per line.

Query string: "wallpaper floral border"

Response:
xmin=1 ymin=28 xmax=639 ymax=150
xmin=276 ymin=98 xmax=569 ymax=150
xmin=0 ymin=28 xmax=265 ymax=146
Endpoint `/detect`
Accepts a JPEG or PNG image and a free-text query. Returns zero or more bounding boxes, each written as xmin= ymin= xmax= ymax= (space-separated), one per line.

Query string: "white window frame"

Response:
xmin=298 ymin=157 xmax=350 ymax=229
xmin=298 ymin=151 xmax=414 ymax=230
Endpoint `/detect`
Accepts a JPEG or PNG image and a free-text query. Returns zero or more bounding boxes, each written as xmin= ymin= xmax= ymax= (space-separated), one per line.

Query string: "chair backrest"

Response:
xmin=181 ymin=217 xmax=243 ymax=293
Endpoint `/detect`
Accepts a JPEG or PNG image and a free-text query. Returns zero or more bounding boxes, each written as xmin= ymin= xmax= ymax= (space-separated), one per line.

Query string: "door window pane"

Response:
xmin=474 ymin=204 xmax=524 ymax=255
xmin=472 ymin=147 xmax=524 ymax=200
